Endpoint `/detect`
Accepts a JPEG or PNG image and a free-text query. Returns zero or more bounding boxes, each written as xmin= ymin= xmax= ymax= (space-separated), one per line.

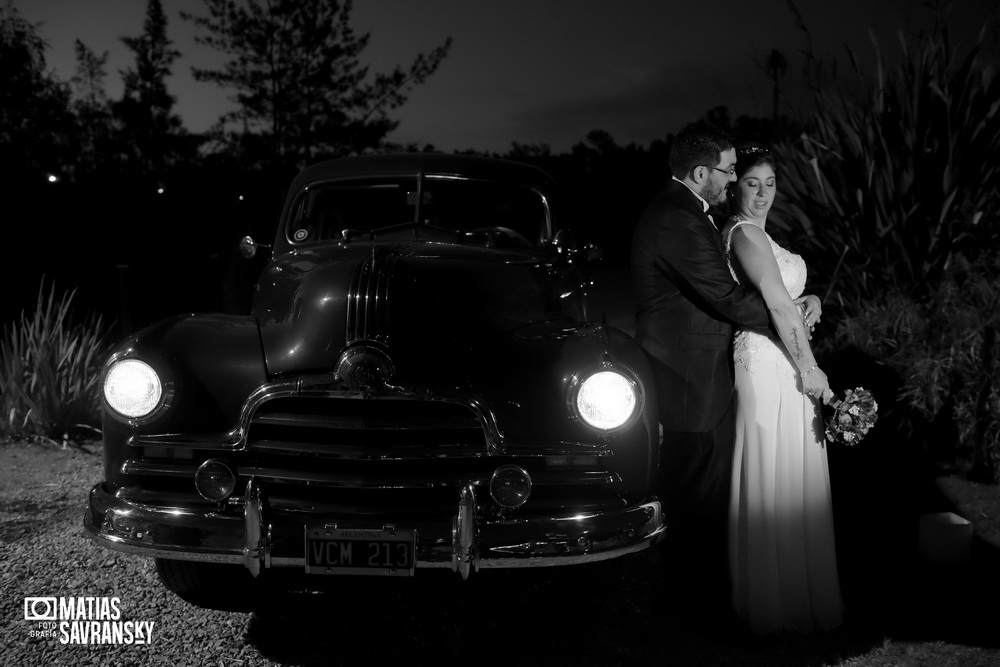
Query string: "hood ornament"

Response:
xmin=333 ymin=345 xmax=394 ymax=391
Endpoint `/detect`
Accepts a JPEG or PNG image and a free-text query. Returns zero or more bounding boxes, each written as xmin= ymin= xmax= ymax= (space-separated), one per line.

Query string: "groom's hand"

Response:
xmin=794 ymin=295 xmax=822 ymax=338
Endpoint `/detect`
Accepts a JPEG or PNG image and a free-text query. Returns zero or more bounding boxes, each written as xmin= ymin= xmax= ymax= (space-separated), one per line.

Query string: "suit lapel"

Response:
xmin=670 ymin=180 xmax=717 ymax=233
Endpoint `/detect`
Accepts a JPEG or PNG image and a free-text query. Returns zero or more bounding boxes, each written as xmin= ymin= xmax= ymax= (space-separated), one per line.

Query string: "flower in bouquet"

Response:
xmin=825 ymin=387 xmax=878 ymax=445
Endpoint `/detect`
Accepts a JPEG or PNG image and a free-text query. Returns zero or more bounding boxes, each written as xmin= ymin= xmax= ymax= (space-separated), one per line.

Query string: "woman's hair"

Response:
xmin=734 ymin=143 xmax=775 ymax=180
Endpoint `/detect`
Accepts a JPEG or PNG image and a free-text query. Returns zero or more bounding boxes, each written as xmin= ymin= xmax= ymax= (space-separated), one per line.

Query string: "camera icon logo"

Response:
xmin=24 ymin=598 xmax=58 ymax=621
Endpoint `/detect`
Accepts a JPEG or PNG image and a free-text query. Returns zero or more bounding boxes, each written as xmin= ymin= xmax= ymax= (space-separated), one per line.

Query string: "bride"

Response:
xmin=722 ymin=144 xmax=844 ymax=635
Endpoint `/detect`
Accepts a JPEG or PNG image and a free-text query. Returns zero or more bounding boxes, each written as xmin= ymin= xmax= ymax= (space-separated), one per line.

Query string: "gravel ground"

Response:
xmin=3 ymin=440 xmax=1000 ymax=667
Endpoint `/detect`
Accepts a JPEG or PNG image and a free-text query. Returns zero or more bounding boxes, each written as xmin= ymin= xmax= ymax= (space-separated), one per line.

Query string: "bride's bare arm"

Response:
xmin=730 ymin=225 xmax=832 ymax=402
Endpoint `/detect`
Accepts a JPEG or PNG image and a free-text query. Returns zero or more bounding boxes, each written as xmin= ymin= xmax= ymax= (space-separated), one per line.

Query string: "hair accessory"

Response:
xmin=737 ymin=145 xmax=769 ymax=156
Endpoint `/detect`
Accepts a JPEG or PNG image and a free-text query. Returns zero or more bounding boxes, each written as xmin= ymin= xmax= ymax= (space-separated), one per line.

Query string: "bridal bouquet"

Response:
xmin=825 ymin=387 xmax=879 ymax=445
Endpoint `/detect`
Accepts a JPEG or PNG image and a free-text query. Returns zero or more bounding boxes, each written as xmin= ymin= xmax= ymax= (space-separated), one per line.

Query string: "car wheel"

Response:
xmin=154 ymin=558 xmax=256 ymax=610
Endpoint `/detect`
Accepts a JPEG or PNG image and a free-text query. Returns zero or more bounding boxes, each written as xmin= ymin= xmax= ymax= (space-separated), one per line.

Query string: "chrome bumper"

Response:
xmin=83 ymin=479 xmax=665 ymax=579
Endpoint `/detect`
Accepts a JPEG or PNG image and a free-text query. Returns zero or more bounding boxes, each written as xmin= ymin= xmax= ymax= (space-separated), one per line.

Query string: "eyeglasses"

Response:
xmin=702 ymin=165 xmax=736 ymax=176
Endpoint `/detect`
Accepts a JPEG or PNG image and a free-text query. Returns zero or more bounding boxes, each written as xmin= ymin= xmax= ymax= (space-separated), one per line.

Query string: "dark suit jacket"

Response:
xmin=631 ymin=179 xmax=771 ymax=433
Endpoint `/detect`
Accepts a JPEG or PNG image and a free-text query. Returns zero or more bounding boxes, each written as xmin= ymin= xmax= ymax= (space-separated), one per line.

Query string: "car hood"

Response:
xmin=253 ymin=242 xmax=587 ymax=379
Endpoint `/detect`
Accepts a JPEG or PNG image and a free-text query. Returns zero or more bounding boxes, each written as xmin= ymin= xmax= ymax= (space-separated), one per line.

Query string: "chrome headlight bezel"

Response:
xmin=566 ymin=362 xmax=643 ymax=433
xmin=102 ymin=354 xmax=171 ymax=424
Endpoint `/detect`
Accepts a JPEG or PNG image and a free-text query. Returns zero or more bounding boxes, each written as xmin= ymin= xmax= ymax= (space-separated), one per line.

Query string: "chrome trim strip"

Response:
xmin=346 ymin=253 xmax=366 ymax=344
xmin=241 ymin=468 xmax=618 ymax=488
xmin=251 ymin=411 xmax=480 ymax=430
xmin=346 ymin=248 xmax=396 ymax=346
xmin=246 ymin=440 xmax=487 ymax=460
xmin=243 ymin=478 xmax=270 ymax=577
xmin=129 ymin=433 xmax=241 ymax=450
xmin=374 ymin=253 xmax=396 ymax=344
xmin=121 ymin=461 xmax=194 ymax=477
xmin=538 ymin=190 xmax=552 ymax=241
xmin=452 ymin=483 xmax=478 ymax=579
xmin=119 ymin=459 xmax=618 ymax=488
xmin=236 ymin=379 xmax=301 ymax=445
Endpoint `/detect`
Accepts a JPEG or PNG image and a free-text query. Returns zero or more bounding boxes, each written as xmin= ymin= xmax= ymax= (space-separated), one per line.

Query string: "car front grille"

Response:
xmin=122 ymin=393 xmax=625 ymax=514
xmin=246 ymin=395 xmax=489 ymax=460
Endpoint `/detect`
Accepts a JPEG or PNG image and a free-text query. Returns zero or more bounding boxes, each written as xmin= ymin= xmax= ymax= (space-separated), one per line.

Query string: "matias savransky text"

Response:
xmin=24 ymin=596 xmax=155 ymax=645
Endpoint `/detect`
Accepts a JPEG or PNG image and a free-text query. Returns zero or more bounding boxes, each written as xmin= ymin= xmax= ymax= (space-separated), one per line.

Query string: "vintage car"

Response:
xmin=83 ymin=152 xmax=664 ymax=599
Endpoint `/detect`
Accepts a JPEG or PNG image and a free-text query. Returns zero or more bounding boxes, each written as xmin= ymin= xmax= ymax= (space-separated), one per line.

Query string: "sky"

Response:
xmin=15 ymin=0 xmax=1000 ymax=154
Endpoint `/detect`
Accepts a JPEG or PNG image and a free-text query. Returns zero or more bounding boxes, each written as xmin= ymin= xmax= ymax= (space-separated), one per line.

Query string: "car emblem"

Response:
xmin=350 ymin=360 xmax=382 ymax=390
xmin=333 ymin=345 xmax=394 ymax=392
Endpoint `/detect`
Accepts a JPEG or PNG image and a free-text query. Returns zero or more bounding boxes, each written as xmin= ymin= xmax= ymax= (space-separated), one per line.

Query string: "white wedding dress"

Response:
xmin=724 ymin=218 xmax=844 ymax=635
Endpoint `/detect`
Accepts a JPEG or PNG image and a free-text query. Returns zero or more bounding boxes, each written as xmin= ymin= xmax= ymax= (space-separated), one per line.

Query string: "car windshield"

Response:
xmin=287 ymin=176 xmax=549 ymax=247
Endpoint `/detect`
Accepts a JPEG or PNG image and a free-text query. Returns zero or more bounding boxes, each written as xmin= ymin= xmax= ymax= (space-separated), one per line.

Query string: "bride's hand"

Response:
xmin=802 ymin=367 xmax=832 ymax=404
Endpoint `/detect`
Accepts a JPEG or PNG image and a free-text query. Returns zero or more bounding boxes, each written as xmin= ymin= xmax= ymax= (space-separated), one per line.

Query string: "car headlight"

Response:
xmin=570 ymin=368 xmax=641 ymax=431
xmin=104 ymin=359 xmax=163 ymax=419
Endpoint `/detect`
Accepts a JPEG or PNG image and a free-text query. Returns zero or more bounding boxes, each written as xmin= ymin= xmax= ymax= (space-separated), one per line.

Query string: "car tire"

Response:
xmin=154 ymin=558 xmax=256 ymax=610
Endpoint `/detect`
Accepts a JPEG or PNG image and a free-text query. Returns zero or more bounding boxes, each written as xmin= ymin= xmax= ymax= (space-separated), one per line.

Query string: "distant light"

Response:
xmin=156 ymin=187 xmax=165 ymax=195
xmin=46 ymin=174 xmax=58 ymax=184
xmin=238 ymin=194 xmax=245 ymax=201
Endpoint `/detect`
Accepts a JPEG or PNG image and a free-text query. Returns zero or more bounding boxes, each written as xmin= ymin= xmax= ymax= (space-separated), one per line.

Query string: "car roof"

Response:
xmin=287 ymin=152 xmax=556 ymax=193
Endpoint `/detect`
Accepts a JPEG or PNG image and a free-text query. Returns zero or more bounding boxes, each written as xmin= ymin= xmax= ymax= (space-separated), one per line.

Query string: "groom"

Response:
xmin=631 ymin=121 xmax=772 ymax=617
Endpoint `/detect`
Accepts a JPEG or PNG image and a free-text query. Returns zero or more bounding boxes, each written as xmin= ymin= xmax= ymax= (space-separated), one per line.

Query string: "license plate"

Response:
xmin=304 ymin=526 xmax=416 ymax=576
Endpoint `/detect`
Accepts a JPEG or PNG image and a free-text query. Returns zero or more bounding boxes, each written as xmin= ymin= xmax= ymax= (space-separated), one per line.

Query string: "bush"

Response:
xmin=831 ymin=255 xmax=1000 ymax=480
xmin=767 ymin=10 xmax=1000 ymax=479
xmin=0 ymin=281 xmax=113 ymax=445
xmin=771 ymin=14 xmax=1000 ymax=307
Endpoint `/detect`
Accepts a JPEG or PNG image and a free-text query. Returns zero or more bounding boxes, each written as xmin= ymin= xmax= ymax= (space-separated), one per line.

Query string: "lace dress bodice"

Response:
xmin=724 ymin=218 xmax=808 ymax=371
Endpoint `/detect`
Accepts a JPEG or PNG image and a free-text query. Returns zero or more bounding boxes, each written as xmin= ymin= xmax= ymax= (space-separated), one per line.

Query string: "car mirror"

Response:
xmin=552 ymin=229 xmax=603 ymax=263
xmin=239 ymin=235 xmax=271 ymax=259
xmin=552 ymin=229 xmax=578 ymax=254
xmin=585 ymin=243 xmax=604 ymax=262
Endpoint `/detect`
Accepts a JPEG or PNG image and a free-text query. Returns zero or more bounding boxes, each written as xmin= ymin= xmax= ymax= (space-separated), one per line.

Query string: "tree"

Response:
xmin=0 ymin=1 xmax=74 ymax=182
xmin=114 ymin=0 xmax=186 ymax=180
xmin=765 ymin=49 xmax=787 ymax=121
xmin=70 ymin=39 xmax=114 ymax=178
xmin=71 ymin=40 xmax=110 ymax=111
xmin=182 ymin=0 xmax=452 ymax=170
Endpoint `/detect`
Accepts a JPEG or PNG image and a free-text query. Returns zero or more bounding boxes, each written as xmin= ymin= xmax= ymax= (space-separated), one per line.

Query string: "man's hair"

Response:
xmin=668 ymin=121 xmax=735 ymax=179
